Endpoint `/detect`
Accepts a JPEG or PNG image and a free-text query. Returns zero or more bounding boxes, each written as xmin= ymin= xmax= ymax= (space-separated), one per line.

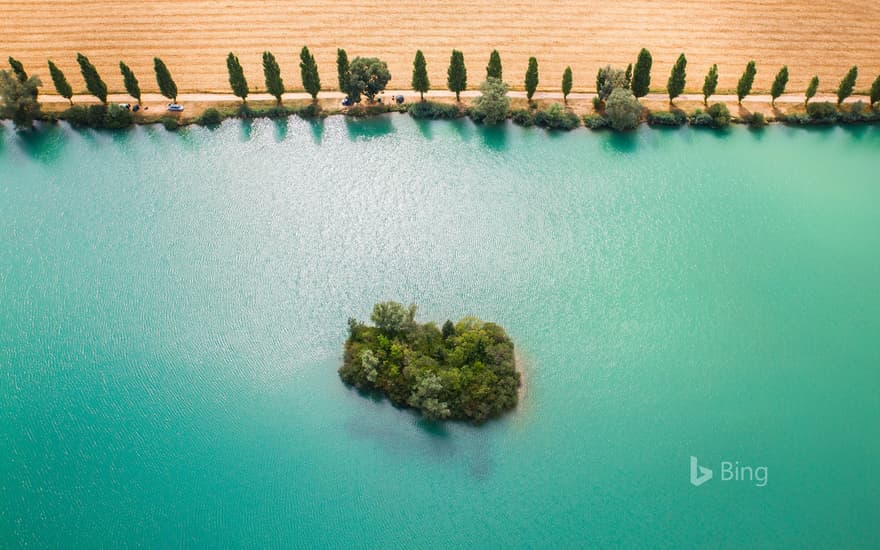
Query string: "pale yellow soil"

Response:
xmin=2 ymin=1 xmax=878 ymax=98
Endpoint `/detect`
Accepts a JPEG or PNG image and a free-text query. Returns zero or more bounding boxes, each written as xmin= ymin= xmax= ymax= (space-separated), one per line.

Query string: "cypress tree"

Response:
xmin=411 ymin=50 xmax=430 ymax=101
xmin=870 ymin=74 xmax=880 ymax=107
xmin=47 ymin=60 xmax=73 ymax=104
xmin=226 ymin=52 xmax=248 ymax=102
xmin=770 ymin=65 xmax=788 ymax=107
xmin=487 ymin=49 xmax=502 ymax=80
xmin=624 ymin=63 xmax=633 ymax=89
xmin=667 ymin=53 xmax=686 ymax=103
xmin=524 ymin=57 xmax=539 ymax=101
xmin=262 ymin=51 xmax=284 ymax=104
xmin=736 ymin=60 xmax=757 ymax=104
xmin=447 ymin=50 xmax=467 ymax=102
xmin=702 ymin=64 xmax=718 ymax=106
xmin=76 ymin=53 xmax=107 ymax=104
xmin=153 ymin=58 xmax=178 ymax=102
xmin=805 ymin=75 xmax=819 ymax=106
xmin=119 ymin=61 xmax=141 ymax=104
xmin=300 ymin=46 xmax=321 ymax=100
xmin=336 ymin=48 xmax=350 ymax=93
xmin=836 ymin=66 xmax=858 ymax=105
xmin=8 ymin=57 xmax=28 ymax=82
xmin=561 ymin=66 xmax=573 ymax=103
xmin=631 ymin=48 xmax=652 ymax=98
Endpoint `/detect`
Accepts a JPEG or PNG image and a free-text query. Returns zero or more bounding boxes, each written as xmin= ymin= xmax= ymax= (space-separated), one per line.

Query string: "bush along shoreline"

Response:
xmin=340 ymin=302 xmax=521 ymax=424
xmin=3 ymin=49 xmax=880 ymax=132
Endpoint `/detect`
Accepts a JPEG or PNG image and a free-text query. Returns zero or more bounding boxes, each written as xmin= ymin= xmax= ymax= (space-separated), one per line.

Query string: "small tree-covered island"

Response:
xmin=340 ymin=302 xmax=521 ymax=423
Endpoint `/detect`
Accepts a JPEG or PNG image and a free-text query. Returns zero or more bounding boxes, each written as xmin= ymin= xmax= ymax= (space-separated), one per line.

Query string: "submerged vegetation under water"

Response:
xmin=340 ymin=302 xmax=520 ymax=424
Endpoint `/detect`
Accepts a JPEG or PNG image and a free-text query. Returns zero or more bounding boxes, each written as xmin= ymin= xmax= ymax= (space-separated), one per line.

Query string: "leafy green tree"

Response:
xmin=486 ymin=49 xmax=502 ymax=80
xmin=336 ymin=48 xmax=350 ymax=93
xmin=348 ymin=57 xmax=391 ymax=102
xmin=226 ymin=52 xmax=249 ymax=102
xmin=561 ymin=66 xmax=572 ymax=103
xmin=8 ymin=57 xmax=28 ymax=83
xmin=153 ymin=58 xmax=178 ymax=102
xmin=736 ymin=60 xmax=756 ymax=104
xmin=262 ymin=51 xmax=284 ymax=104
xmin=471 ymin=77 xmax=510 ymax=125
xmin=596 ymin=66 xmax=627 ymax=101
xmin=370 ymin=301 xmax=415 ymax=335
xmin=606 ymin=87 xmax=642 ymax=130
xmin=702 ymin=64 xmax=718 ymax=106
xmin=408 ymin=371 xmax=450 ymax=420
xmin=0 ymin=70 xmax=41 ymax=129
xmin=631 ymin=48 xmax=652 ymax=98
xmin=837 ymin=66 xmax=858 ymax=105
xmin=447 ymin=50 xmax=467 ymax=101
xmin=524 ymin=57 xmax=539 ymax=101
xmin=441 ymin=320 xmax=456 ymax=339
xmin=411 ymin=50 xmax=430 ymax=100
xmin=870 ymin=74 xmax=880 ymax=108
xmin=119 ymin=61 xmax=141 ymax=104
xmin=805 ymin=75 xmax=819 ymax=106
xmin=300 ymin=46 xmax=321 ymax=100
xmin=624 ymin=63 xmax=633 ymax=89
xmin=76 ymin=53 xmax=107 ymax=104
xmin=667 ymin=53 xmax=687 ymax=103
xmin=770 ymin=65 xmax=788 ymax=107
xmin=47 ymin=61 xmax=73 ymax=104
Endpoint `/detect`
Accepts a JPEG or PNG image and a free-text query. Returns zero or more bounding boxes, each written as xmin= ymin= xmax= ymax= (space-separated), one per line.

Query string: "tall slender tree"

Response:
xmin=336 ymin=48 xmax=350 ymax=93
xmin=702 ymin=64 xmax=718 ymax=106
xmin=524 ymin=57 xmax=539 ymax=101
xmin=736 ymin=60 xmax=757 ymax=104
xmin=47 ymin=60 xmax=73 ymax=104
xmin=447 ymin=50 xmax=467 ymax=102
xmin=300 ymin=46 xmax=321 ymax=100
xmin=870 ymin=74 xmax=880 ymax=108
xmin=76 ymin=53 xmax=107 ymax=104
xmin=805 ymin=75 xmax=819 ymax=106
xmin=486 ymin=49 xmax=502 ymax=80
xmin=411 ymin=50 xmax=430 ymax=100
xmin=561 ymin=66 xmax=573 ymax=104
xmin=631 ymin=48 xmax=652 ymax=98
xmin=770 ymin=66 xmax=789 ymax=107
xmin=667 ymin=53 xmax=687 ymax=103
xmin=624 ymin=63 xmax=633 ymax=89
xmin=8 ymin=57 xmax=28 ymax=83
xmin=262 ymin=51 xmax=284 ymax=104
xmin=837 ymin=66 xmax=858 ymax=105
xmin=119 ymin=61 xmax=141 ymax=104
xmin=226 ymin=52 xmax=248 ymax=102
xmin=153 ymin=58 xmax=178 ymax=102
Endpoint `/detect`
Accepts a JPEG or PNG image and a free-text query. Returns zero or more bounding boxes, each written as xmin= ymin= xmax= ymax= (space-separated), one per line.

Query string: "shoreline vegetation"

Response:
xmin=3 ymin=49 xmax=880 ymax=132
xmin=341 ymin=302 xmax=521 ymax=424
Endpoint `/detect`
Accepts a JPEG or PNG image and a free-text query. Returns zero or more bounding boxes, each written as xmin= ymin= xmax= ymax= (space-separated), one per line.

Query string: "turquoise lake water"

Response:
xmin=1 ymin=116 xmax=878 ymax=548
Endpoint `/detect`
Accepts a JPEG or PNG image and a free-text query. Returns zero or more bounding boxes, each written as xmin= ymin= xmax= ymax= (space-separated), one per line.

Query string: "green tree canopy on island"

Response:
xmin=76 ymin=53 xmax=107 ymax=104
xmin=47 ymin=60 xmax=73 ymax=105
xmin=447 ymin=50 xmax=467 ymax=101
xmin=300 ymin=46 xmax=321 ymax=100
xmin=340 ymin=301 xmax=520 ymax=423
xmin=411 ymin=49 xmax=430 ymax=100
xmin=262 ymin=51 xmax=284 ymax=104
xmin=153 ymin=57 xmax=178 ymax=102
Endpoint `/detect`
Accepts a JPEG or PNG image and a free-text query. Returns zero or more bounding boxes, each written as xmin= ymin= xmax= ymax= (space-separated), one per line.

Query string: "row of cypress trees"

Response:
xmin=36 ymin=49 xmax=880 ymax=109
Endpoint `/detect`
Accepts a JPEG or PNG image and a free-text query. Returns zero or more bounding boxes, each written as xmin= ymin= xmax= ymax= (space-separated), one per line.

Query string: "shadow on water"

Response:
xmin=240 ymin=118 xmax=254 ymax=142
xmin=414 ymin=118 xmax=433 ymax=140
xmin=308 ymin=118 xmax=325 ymax=145
xmin=601 ymin=130 xmax=639 ymax=154
xmin=449 ymin=118 xmax=474 ymax=142
xmin=838 ymin=123 xmax=872 ymax=142
xmin=13 ymin=122 xmax=67 ymax=164
xmin=273 ymin=116 xmax=289 ymax=143
xmin=475 ymin=122 xmax=508 ymax=151
xmin=344 ymin=114 xmax=395 ymax=141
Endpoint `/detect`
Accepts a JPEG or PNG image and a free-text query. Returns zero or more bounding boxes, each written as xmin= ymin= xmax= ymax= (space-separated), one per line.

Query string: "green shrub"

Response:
xmin=688 ymin=109 xmax=714 ymax=128
xmin=469 ymin=77 xmax=510 ymax=125
xmin=748 ymin=112 xmax=766 ymax=128
xmin=807 ymin=101 xmax=838 ymax=121
xmin=783 ymin=113 xmax=811 ymax=125
xmin=510 ymin=108 xmax=535 ymax=126
xmin=61 ymin=105 xmax=89 ymax=126
xmin=706 ymin=103 xmax=731 ymax=127
xmin=408 ymin=100 xmax=460 ymax=119
xmin=592 ymin=96 xmax=602 ymax=111
xmin=605 ymin=88 xmax=642 ymax=131
xmin=583 ymin=113 xmax=609 ymax=129
xmin=647 ymin=110 xmax=686 ymax=127
xmin=103 ymin=104 xmax=133 ymax=129
xmin=160 ymin=116 xmax=179 ymax=131
xmin=198 ymin=107 xmax=223 ymax=126
xmin=534 ymin=103 xmax=580 ymax=130
xmin=296 ymin=102 xmax=322 ymax=119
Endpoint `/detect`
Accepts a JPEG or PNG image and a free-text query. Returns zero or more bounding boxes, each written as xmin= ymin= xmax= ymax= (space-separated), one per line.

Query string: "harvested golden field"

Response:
xmin=2 ymin=0 xmax=878 ymax=97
